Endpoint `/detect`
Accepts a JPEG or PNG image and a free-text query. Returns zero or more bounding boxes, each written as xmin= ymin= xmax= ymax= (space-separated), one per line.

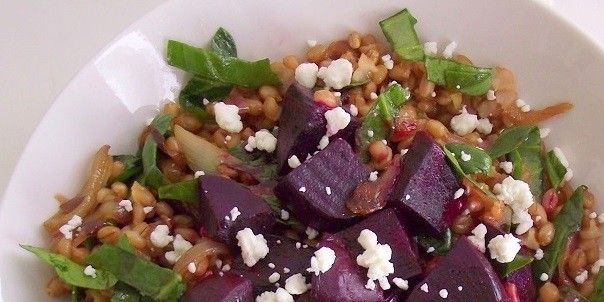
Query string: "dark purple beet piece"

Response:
xmin=336 ymin=208 xmax=421 ymax=281
xmin=231 ymin=235 xmax=316 ymax=293
xmin=311 ymin=234 xmax=385 ymax=302
xmin=276 ymin=83 xmax=328 ymax=173
xmin=192 ymin=175 xmax=275 ymax=245
xmin=407 ymin=237 xmax=508 ymax=302
xmin=389 ymin=131 xmax=462 ymax=234
xmin=180 ymin=271 xmax=253 ymax=302
xmin=274 ymin=139 xmax=369 ymax=231
xmin=506 ymin=266 xmax=536 ymax=302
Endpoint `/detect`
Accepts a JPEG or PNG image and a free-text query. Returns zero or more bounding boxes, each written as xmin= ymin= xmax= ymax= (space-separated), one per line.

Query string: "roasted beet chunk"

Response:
xmin=336 ymin=208 xmax=421 ymax=281
xmin=407 ymin=237 xmax=508 ymax=302
xmin=276 ymin=84 xmax=328 ymax=172
xmin=389 ymin=132 xmax=462 ymax=234
xmin=193 ymin=175 xmax=275 ymax=245
xmin=231 ymin=235 xmax=315 ymax=293
xmin=180 ymin=271 xmax=253 ymax=302
xmin=311 ymin=234 xmax=385 ymax=302
xmin=274 ymin=139 xmax=369 ymax=230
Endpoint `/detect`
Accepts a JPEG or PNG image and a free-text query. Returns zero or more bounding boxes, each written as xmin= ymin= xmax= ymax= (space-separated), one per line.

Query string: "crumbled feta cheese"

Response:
xmin=287 ymin=155 xmax=301 ymax=169
xmin=83 ymin=265 xmax=97 ymax=278
xmin=370 ymin=92 xmax=378 ymax=100
xmin=431 ymin=91 xmax=437 ymax=97
xmin=295 ymin=63 xmax=319 ymax=88
xmin=575 ymin=270 xmax=588 ymax=284
xmin=165 ymin=234 xmax=193 ymax=264
xmin=216 ymin=259 xmax=223 ymax=269
xmin=535 ymin=248 xmax=544 ymax=260
xmin=442 ymin=41 xmax=458 ymax=58
xmin=236 ymin=228 xmax=270 ymax=267
xmin=280 ymin=209 xmax=290 ymax=221
xmin=393 ymin=278 xmax=409 ymax=290
xmin=369 ymin=171 xmax=379 ymax=182
xmin=283 ymin=267 xmax=290 ymax=273
xmin=317 ymin=135 xmax=329 ymax=150
xmin=540 ymin=273 xmax=549 ymax=282
xmin=298 ymin=187 xmax=306 ymax=193
xmin=269 ymin=272 xmax=281 ymax=283
xmin=307 ymin=247 xmax=336 ymax=275
xmin=487 ymin=234 xmax=522 ymax=263
xmin=317 ymin=58 xmax=353 ymax=89
xmin=458 ymin=286 xmax=463 ymax=291
xmin=267 ymin=263 xmax=275 ymax=269
xmin=476 ymin=118 xmax=493 ymax=135
xmin=187 ymin=262 xmax=196 ymax=274
xmin=426 ymin=247 xmax=435 ymax=253
xmin=333 ymin=92 xmax=341 ymax=97
xmin=246 ymin=129 xmax=278 ymax=153
xmin=424 ymin=41 xmax=438 ymax=55
xmin=284 ymin=273 xmax=309 ymax=295
xmin=367 ymin=130 xmax=374 ymax=137
xmin=202 ymin=98 xmax=210 ymax=106
xmin=405 ymin=194 xmax=410 ymax=200
xmin=400 ymin=149 xmax=408 ymax=156
xmin=230 ymin=207 xmax=241 ymax=221
xmin=365 ymin=279 xmax=376 ymax=290
xmin=539 ymin=128 xmax=551 ymax=138
xmin=307 ymin=40 xmax=317 ymax=47
xmin=256 ymin=288 xmax=294 ymax=302
xmin=420 ymin=283 xmax=429 ymax=293
xmin=450 ymin=106 xmax=479 ymax=136
xmin=296 ymin=242 xmax=302 ymax=249
xmin=453 ymin=188 xmax=464 ymax=199
xmin=493 ymin=177 xmax=534 ymax=235
xmin=456 ymin=85 xmax=461 ymax=89
xmin=468 ymin=223 xmax=488 ymax=253
xmin=143 ymin=206 xmax=154 ymax=214
xmin=214 ymin=102 xmax=243 ymax=133
xmin=439 ymin=289 xmax=449 ymax=299
xmin=150 ymin=224 xmax=173 ymax=248
xmin=349 ymin=104 xmax=359 ymax=116
xmin=222 ymin=264 xmax=231 ymax=271
xmin=589 ymin=212 xmax=597 ymax=219
xmin=194 ymin=170 xmax=205 ymax=178
xmin=486 ymin=90 xmax=496 ymax=101
xmin=325 ymin=187 xmax=332 ymax=195
xmin=118 ymin=199 xmax=133 ymax=212
xmin=460 ymin=151 xmax=472 ymax=162
xmin=59 ymin=215 xmax=83 ymax=239
xmin=499 ymin=161 xmax=514 ymax=174
xmin=306 ymin=227 xmax=319 ymax=240
xmin=225 ymin=135 xmax=232 ymax=142
xmin=325 ymin=107 xmax=351 ymax=136
xmin=381 ymin=54 xmax=394 ymax=70
xmin=356 ymin=229 xmax=395 ymax=290
xmin=591 ymin=259 xmax=604 ymax=274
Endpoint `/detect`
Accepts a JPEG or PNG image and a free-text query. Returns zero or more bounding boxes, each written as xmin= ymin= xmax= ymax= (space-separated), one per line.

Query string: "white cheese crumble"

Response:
xmin=298 ymin=187 xmax=306 ymax=193
xmin=493 ymin=176 xmax=534 ymax=235
xmin=222 ymin=264 xmax=231 ymax=271
xmin=589 ymin=212 xmax=597 ymax=219
xmin=381 ymin=54 xmax=394 ymax=70
xmin=393 ymin=278 xmax=409 ymax=290
xmin=83 ymin=265 xmax=97 ymax=278
xmin=165 ymin=234 xmax=193 ymax=264
xmin=59 ymin=215 xmax=83 ymax=239
xmin=325 ymin=187 xmax=332 ymax=195
xmin=118 ymin=199 xmax=133 ymax=212
xmin=150 ymin=224 xmax=173 ymax=248
xmin=317 ymin=58 xmax=353 ymax=89
xmin=453 ymin=188 xmax=464 ymax=199
xmin=269 ymin=272 xmax=281 ymax=283
xmin=307 ymin=247 xmax=336 ymax=275
xmin=268 ymin=263 xmax=275 ymax=269
xmin=458 ymin=286 xmax=463 ymax=291
xmin=284 ymin=273 xmax=309 ymax=295
xmin=515 ymin=99 xmax=531 ymax=112
xmin=370 ymin=92 xmax=378 ymax=100
xmin=307 ymin=40 xmax=317 ymax=47
xmin=486 ymin=90 xmax=496 ymax=101
xmin=460 ymin=151 xmax=472 ymax=162
xmin=349 ymin=104 xmax=359 ymax=116
xmin=439 ymin=289 xmax=449 ymax=299
xmin=424 ymin=41 xmax=438 ymax=56
xmin=187 ymin=262 xmax=196 ymax=274
xmin=442 ymin=41 xmax=458 ymax=58
xmin=535 ymin=248 xmax=544 ymax=260
xmin=591 ymin=259 xmax=604 ymax=274
xmin=426 ymin=247 xmax=435 ymax=253
xmin=230 ymin=207 xmax=241 ymax=221
xmin=365 ymin=279 xmax=376 ymax=291
xmin=236 ymin=228 xmax=270 ymax=267
xmin=283 ymin=267 xmax=290 ymax=273
xmin=369 ymin=171 xmax=379 ymax=182
xmin=324 ymin=107 xmax=351 ymax=136
xmin=202 ymin=98 xmax=210 ymax=106
xmin=467 ymin=223 xmax=488 ymax=253
xmin=476 ymin=118 xmax=493 ymax=135
xmin=450 ymin=106 xmax=479 ymax=136
xmin=280 ymin=209 xmax=290 ymax=221
xmin=367 ymin=129 xmax=374 ymax=138
xmin=575 ymin=270 xmax=588 ymax=284
xmin=499 ymin=161 xmax=514 ymax=174
xmin=305 ymin=227 xmax=319 ymax=240
xmin=487 ymin=234 xmax=522 ymax=263
xmin=256 ymin=288 xmax=294 ymax=302
xmin=420 ymin=283 xmax=429 ymax=293
xmin=143 ymin=206 xmax=154 ymax=214
xmin=214 ymin=102 xmax=243 ymax=133
xmin=294 ymin=63 xmax=319 ymax=89
xmin=317 ymin=135 xmax=329 ymax=150
xmin=288 ymin=155 xmax=301 ymax=169
xmin=246 ymin=129 xmax=278 ymax=153
xmin=194 ymin=170 xmax=205 ymax=178
xmin=225 ymin=135 xmax=232 ymax=141
xmin=401 ymin=149 xmax=409 ymax=156
xmin=540 ymin=273 xmax=549 ymax=282
xmin=356 ymin=229 xmax=394 ymax=290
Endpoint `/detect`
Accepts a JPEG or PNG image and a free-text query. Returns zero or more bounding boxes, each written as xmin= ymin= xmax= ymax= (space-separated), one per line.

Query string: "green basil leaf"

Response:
xmin=509 ymin=128 xmax=544 ymax=199
xmin=444 ymin=143 xmax=492 ymax=174
xmin=379 ymin=9 xmax=424 ymax=61
xmin=177 ymin=77 xmax=227 ymax=121
xmin=487 ymin=125 xmax=538 ymax=158
xmin=139 ymin=113 xmax=173 ymax=189
xmin=115 ymin=234 xmax=135 ymax=254
xmin=494 ymin=254 xmax=533 ymax=277
xmin=357 ymin=84 xmax=409 ymax=161
xmin=167 ymin=40 xmax=280 ymax=88
xmin=111 ymin=155 xmax=142 ymax=184
xmin=86 ymin=244 xmax=185 ymax=301
xmin=227 ymin=144 xmax=279 ymax=182
xmin=443 ymin=146 xmax=499 ymax=201
xmin=208 ymin=27 xmax=237 ymax=57
xmin=417 ymin=229 xmax=453 ymax=256
xmin=111 ymin=282 xmax=142 ymax=302
xmin=424 ymin=56 xmax=493 ymax=96
xmin=150 ymin=113 xmax=173 ymax=135
xmin=533 ymin=186 xmax=587 ymax=281
xmin=21 ymin=245 xmax=117 ymax=290
xmin=544 ymin=149 xmax=568 ymax=189
xmin=158 ymin=179 xmax=199 ymax=203
xmin=590 ymin=267 xmax=604 ymax=301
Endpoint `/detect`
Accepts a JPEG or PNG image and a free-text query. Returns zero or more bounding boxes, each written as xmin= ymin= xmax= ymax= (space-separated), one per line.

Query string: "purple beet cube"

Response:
xmin=389 ymin=131 xmax=462 ymax=234
xmin=276 ymin=84 xmax=328 ymax=173
xmin=193 ymin=175 xmax=275 ymax=245
xmin=180 ymin=271 xmax=253 ymax=302
xmin=506 ymin=266 xmax=536 ymax=302
xmin=311 ymin=234 xmax=386 ymax=302
xmin=274 ymin=139 xmax=369 ymax=231
xmin=231 ymin=235 xmax=316 ymax=293
xmin=336 ymin=208 xmax=422 ymax=281
xmin=407 ymin=237 xmax=508 ymax=302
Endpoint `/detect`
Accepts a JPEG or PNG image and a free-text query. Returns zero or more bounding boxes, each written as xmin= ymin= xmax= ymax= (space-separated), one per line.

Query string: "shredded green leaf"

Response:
xmin=139 ymin=113 xmax=172 ymax=189
xmin=424 ymin=56 xmax=493 ymax=96
xmin=227 ymin=144 xmax=279 ymax=182
xmin=444 ymin=143 xmax=492 ymax=174
xmin=158 ymin=179 xmax=199 ymax=203
xmin=111 ymin=282 xmax=142 ymax=302
xmin=209 ymin=27 xmax=237 ymax=57
xmin=590 ymin=267 xmax=604 ymax=301
xmin=487 ymin=125 xmax=537 ymax=158
xmin=379 ymin=9 xmax=424 ymax=61
xmin=544 ymin=149 xmax=568 ymax=189
xmin=111 ymin=155 xmax=142 ymax=183
xmin=509 ymin=128 xmax=544 ymax=199
xmin=443 ymin=145 xmax=498 ymax=200
xmin=494 ymin=254 xmax=533 ymax=277
xmin=417 ymin=229 xmax=453 ymax=256
xmin=21 ymin=245 xmax=117 ymax=290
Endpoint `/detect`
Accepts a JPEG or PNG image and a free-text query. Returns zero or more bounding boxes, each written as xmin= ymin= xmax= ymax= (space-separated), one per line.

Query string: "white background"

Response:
xmin=0 ymin=0 xmax=602 ymax=196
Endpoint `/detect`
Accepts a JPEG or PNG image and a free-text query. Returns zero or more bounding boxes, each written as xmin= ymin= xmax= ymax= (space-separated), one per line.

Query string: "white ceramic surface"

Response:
xmin=2 ymin=0 xmax=604 ymax=300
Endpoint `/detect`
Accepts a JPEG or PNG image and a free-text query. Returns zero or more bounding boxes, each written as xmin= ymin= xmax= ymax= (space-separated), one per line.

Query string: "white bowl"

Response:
xmin=2 ymin=0 xmax=604 ymax=300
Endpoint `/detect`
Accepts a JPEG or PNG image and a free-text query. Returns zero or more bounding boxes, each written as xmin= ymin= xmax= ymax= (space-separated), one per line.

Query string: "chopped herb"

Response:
xmin=228 ymin=144 xmax=279 ymax=182
xmin=444 ymin=143 xmax=492 ymax=174
xmin=111 ymin=282 xmax=142 ymax=302
xmin=424 ymin=56 xmax=493 ymax=96
xmin=115 ymin=234 xmax=135 ymax=254
xmin=158 ymin=179 xmax=199 ymax=203
xmin=21 ymin=245 xmax=117 ymax=290
xmin=544 ymin=149 xmax=568 ymax=189
xmin=494 ymin=254 xmax=533 ymax=277
xmin=417 ymin=229 xmax=453 ymax=256
xmin=509 ymin=128 xmax=544 ymax=199
xmin=443 ymin=145 xmax=499 ymax=201
xmin=208 ymin=27 xmax=237 ymax=57
xmin=590 ymin=267 xmax=604 ymax=301
xmin=139 ymin=113 xmax=172 ymax=189
xmin=111 ymin=155 xmax=142 ymax=183
xmin=379 ymin=9 xmax=424 ymax=61
xmin=487 ymin=125 xmax=537 ymax=158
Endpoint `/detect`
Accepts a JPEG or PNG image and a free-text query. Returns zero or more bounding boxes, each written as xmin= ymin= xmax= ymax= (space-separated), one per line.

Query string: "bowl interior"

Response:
xmin=2 ymin=0 xmax=604 ymax=300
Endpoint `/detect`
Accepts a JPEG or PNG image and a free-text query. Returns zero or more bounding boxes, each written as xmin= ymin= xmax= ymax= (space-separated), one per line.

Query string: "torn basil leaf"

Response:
xmin=544 ymin=149 xmax=568 ymax=189
xmin=425 ymin=56 xmax=493 ymax=96
xmin=444 ymin=143 xmax=492 ymax=174
xmin=158 ymin=179 xmax=199 ymax=203
xmin=209 ymin=27 xmax=237 ymax=57
xmin=379 ymin=9 xmax=424 ymax=61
